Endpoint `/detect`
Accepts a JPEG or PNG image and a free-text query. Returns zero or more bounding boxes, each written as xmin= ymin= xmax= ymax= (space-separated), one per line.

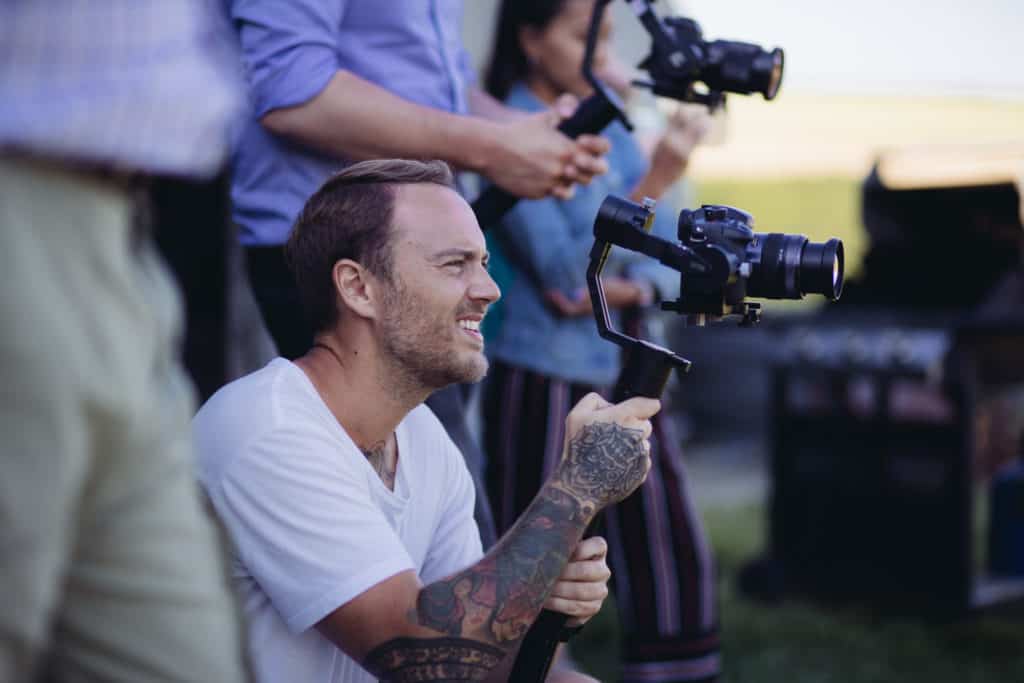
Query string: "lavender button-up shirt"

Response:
xmin=0 ymin=0 xmax=242 ymax=177
xmin=227 ymin=0 xmax=474 ymax=246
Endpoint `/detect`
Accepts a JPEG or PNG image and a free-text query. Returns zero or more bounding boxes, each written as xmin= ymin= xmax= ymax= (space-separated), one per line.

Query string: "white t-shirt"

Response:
xmin=193 ymin=358 xmax=484 ymax=683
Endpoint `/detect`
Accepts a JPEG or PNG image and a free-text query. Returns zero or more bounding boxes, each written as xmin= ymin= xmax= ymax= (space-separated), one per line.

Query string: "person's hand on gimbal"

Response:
xmin=481 ymin=94 xmax=610 ymax=201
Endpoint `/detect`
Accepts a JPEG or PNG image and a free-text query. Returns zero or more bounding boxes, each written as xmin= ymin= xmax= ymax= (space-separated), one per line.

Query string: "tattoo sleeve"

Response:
xmin=556 ymin=421 xmax=648 ymax=506
xmin=363 ymin=637 xmax=503 ymax=682
xmin=360 ymin=486 xmax=593 ymax=681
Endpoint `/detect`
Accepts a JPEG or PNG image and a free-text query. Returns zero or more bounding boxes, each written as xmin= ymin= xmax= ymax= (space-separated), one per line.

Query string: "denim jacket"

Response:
xmin=484 ymin=84 xmax=681 ymax=386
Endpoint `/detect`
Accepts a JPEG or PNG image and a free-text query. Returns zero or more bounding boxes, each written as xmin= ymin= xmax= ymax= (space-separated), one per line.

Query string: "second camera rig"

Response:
xmin=472 ymin=0 xmax=785 ymax=226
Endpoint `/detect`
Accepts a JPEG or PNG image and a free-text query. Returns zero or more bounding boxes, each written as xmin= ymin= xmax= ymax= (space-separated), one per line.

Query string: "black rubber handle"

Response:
xmin=612 ymin=343 xmax=677 ymax=402
xmin=507 ymin=608 xmax=576 ymax=681
xmin=471 ymin=90 xmax=623 ymax=229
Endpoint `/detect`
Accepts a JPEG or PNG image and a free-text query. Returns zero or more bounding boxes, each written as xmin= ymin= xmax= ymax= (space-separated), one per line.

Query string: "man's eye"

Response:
xmin=444 ymin=261 xmax=465 ymax=270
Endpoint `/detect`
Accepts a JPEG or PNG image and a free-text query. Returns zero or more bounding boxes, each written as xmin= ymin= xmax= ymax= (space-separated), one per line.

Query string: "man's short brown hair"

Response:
xmin=286 ymin=159 xmax=455 ymax=334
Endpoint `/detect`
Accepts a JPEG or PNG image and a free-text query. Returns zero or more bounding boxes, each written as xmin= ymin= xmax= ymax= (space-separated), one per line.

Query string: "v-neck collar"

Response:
xmin=281 ymin=358 xmax=412 ymax=507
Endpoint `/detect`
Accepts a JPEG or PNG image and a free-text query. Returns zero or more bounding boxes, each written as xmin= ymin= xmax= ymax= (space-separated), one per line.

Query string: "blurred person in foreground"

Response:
xmin=0 ymin=1 xmax=248 ymax=681
xmin=193 ymin=159 xmax=660 ymax=682
xmin=223 ymin=0 xmax=612 ymax=547
xmin=480 ymin=2 xmax=720 ymax=681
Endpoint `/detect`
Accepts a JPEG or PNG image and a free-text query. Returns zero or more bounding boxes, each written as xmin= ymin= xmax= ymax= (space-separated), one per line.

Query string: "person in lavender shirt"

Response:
xmin=0 ymin=1 xmax=247 ymax=681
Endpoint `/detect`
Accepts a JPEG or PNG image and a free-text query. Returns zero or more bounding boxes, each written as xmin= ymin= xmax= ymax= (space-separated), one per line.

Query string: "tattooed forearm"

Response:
xmin=363 ymin=636 xmax=504 ymax=682
xmin=556 ymin=421 xmax=648 ymax=506
xmin=413 ymin=485 xmax=591 ymax=648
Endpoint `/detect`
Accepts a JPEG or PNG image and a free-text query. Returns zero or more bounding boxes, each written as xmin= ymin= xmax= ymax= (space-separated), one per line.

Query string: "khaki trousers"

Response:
xmin=0 ymin=158 xmax=247 ymax=682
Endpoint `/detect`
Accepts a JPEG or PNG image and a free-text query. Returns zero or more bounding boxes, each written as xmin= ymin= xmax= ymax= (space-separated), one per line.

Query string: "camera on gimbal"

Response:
xmin=633 ymin=14 xmax=784 ymax=107
xmin=593 ymin=197 xmax=843 ymax=321
xmin=666 ymin=204 xmax=844 ymax=323
xmin=588 ymin=196 xmax=845 ymax=401
xmin=473 ymin=0 xmax=786 ymax=226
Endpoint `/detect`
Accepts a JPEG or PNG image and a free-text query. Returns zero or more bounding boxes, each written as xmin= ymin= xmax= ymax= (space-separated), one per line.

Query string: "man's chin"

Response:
xmin=443 ymin=353 xmax=489 ymax=387
xmin=454 ymin=354 xmax=489 ymax=385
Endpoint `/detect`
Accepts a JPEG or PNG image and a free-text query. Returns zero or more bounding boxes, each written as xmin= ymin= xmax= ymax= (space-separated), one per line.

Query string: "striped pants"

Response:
xmin=482 ymin=361 xmax=720 ymax=682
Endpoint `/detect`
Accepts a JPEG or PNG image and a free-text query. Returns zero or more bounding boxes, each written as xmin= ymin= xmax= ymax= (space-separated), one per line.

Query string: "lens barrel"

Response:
xmin=704 ymin=42 xmax=785 ymax=99
xmin=746 ymin=234 xmax=844 ymax=300
xmin=801 ymin=238 xmax=844 ymax=299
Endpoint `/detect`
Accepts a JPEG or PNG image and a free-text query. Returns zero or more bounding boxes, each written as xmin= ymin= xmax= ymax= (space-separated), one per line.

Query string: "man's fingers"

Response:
xmin=572 ymin=536 xmax=608 ymax=561
xmin=569 ymin=153 xmax=608 ymax=181
xmin=610 ymin=396 xmax=661 ymax=422
xmin=551 ymin=183 xmax=575 ymax=201
xmin=548 ymin=579 xmax=609 ymax=603
xmin=545 ymin=596 xmax=606 ymax=619
xmin=558 ymin=559 xmax=611 ymax=583
xmin=576 ymin=134 xmax=611 ymax=156
xmin=571 ymin=392 xmax=611 ymax=416
xmin=553 ymin=93 xmax=580 ymax=119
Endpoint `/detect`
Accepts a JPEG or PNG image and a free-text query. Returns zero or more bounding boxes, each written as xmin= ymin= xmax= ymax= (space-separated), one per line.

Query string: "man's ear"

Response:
xmin=332 ymin=259 xmax=380 ymax=320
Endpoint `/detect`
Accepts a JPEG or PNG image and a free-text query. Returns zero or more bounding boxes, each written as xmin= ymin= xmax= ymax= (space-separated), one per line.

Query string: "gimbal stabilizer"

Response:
xmin=471 ymin=0 xmax=784 ymax=228
xmin=510 ymin=194 xmax=845 ymax=681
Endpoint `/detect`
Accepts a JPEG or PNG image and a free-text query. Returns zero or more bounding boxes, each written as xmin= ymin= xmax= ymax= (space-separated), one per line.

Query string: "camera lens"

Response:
xmin=746 ymin=234 xmax=844 ymax=300
xmin=763 ymin=48 xmax=784 ymax=100
xmin=801 ymin=238 xmax=844 ymax=299
xmin=704 ymin=42 xmax=785 ymax=100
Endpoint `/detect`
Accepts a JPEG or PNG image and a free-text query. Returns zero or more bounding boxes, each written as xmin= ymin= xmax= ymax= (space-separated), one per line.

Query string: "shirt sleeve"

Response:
xmin=229 ymin=0 xmax=346 ymax=117
xmin=497 ymin=197 xmax=594 ymax=295
xmin=211 ymin=427 xmax=415 ymax=633
xmin=457 ymin=45 xmax=477 ymax=90
xmin=419 ymin=427 xmax=484 ymax=584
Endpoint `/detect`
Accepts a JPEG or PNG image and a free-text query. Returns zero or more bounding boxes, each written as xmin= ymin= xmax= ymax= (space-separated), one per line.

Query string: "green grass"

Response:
xmin=571 ymin=500 xmax=1024 ymax=683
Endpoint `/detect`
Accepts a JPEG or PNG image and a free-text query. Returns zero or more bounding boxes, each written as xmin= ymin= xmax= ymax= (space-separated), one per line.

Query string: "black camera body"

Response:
xmin=638 ymin=15 xmax=784 ymax=106
xmin=666 ymin=205 xmax=845 ymax=322
xmin=587 ymin=195 xmax=845 ymax=402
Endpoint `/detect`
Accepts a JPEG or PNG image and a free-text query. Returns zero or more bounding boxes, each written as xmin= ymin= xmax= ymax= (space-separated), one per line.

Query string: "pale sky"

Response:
xmin=675 ymin=0 xmax=1024 ymax=98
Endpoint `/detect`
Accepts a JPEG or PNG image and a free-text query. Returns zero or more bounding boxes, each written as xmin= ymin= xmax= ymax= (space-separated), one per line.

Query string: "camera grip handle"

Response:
xmin=471 ymin=90 xmax=625 ymax=228
xmin=511 ymin=346 xmax=673 ymax=682
xmin=612 ymin=343 xmax=678 ymax=402
xmin=508 ymin=608 xmax=578 ymax=681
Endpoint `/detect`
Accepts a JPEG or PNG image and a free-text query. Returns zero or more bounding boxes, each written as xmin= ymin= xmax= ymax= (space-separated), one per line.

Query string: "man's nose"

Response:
xmin=470 ymin=265 xmax=501 ymax=304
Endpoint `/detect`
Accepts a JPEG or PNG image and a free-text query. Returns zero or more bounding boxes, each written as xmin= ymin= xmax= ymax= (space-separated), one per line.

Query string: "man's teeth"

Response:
xmin=458 ymin=319 xmax=480 ymax=332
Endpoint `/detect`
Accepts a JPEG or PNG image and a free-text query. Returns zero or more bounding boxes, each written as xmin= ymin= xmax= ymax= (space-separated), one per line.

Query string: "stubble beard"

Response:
xmin=379 ymin=278 xmax=489 ymax=397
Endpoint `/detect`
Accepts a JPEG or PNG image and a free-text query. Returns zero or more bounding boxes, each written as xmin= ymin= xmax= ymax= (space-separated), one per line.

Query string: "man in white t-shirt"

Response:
xmin=194 ymin=159 xmax=661 ymax=682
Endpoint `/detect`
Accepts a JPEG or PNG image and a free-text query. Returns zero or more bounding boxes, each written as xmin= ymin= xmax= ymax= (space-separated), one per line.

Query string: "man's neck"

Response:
xmin=295 ymin=333 xmax=427 ymax=456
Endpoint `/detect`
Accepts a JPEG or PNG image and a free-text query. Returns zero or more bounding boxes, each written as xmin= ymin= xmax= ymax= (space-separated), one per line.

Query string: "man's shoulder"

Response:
xmin=401 ymin=402 xmax=461 ymax=454
xmin=193 ymin=359 xmax=327 ymax=478
xmin=399 ymin=402 xmax=470 ymax=477
xmin=195 ymin=358 xmax=298 ymax=423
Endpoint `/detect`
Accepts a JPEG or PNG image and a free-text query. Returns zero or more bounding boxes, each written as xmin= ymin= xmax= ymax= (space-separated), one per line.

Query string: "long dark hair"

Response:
xmin=484 ymin=0 xmax=572 ymax=101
